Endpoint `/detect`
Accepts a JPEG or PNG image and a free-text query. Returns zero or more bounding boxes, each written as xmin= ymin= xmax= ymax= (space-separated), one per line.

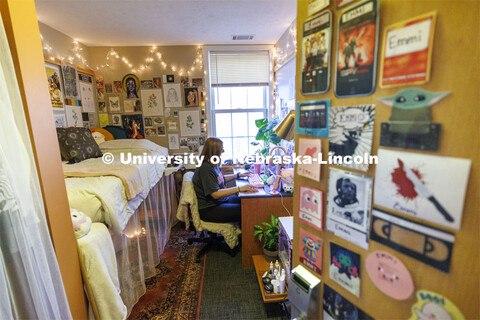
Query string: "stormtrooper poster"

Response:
xmin=326 ymin=167 xmax=372 ymax=249
xmin=329 ymin=242 xmax=361 ymax=297
xmin=298 ymin=185 xmax=323 ymax=231
xmin=299 ymin=228 xmax=323 ymax=275
xmin=329 ymin=105 xmax=375 ymax=172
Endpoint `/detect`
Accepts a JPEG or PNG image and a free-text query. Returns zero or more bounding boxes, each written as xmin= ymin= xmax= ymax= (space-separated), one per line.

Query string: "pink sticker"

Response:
xmin=365 ymin=250 xmax=414 ymax=300
xmin=298 ymin=185 xmax=323 ymax=231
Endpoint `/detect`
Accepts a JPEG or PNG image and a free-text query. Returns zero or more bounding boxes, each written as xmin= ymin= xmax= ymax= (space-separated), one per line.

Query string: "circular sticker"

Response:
xmin=365 ymin=250 xmax=414 ymax=300
xmin=409 ymin=290 xmax=465 ymax=320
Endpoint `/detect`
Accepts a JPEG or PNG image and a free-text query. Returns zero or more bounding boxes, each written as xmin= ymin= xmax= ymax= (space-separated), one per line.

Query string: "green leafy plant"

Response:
xmin=251 ymin=118 xmax=281 ymax=156
xmin=253 ymin=214 xmax=279 ymax=251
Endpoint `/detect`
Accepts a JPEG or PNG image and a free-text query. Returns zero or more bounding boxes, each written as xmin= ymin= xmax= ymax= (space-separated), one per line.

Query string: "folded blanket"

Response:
xmin=77 ymin=223 xmax=127 ymax=320
xmin=63 ymin=164 xmax=144 ymax=200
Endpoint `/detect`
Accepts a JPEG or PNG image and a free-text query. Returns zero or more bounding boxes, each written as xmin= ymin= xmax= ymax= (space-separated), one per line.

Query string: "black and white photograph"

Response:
xmin=326 ymin=167 xmax=372 ymax=249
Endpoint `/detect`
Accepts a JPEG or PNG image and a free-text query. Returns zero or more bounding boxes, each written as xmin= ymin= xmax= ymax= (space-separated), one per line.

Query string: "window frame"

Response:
xmin=203 ymin=45 xmax=275 ymax=141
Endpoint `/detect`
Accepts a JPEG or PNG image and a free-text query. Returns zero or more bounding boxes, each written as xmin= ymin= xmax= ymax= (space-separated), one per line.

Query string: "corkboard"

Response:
xmin=292 ymin=0 xmax=479 ymax=318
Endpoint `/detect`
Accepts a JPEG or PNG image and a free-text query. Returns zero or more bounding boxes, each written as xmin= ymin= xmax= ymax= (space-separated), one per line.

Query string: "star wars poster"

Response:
xmin=298 ymin=185 xmax=323 ymax=231
xmin=301 ymin=10 xmax=332 ymax=95
xmin=323 ymin=284 xmax=373 ymax=320
xmin=329 ymin=105 xmax=375 ymax=171
xmin=374 ymin=149 xmax=471 ymax=230
xmin=326 ymin=167 xmax=372 ymax=249
xmin=335 ymin=0 xmax=379 ymax=97
xmin=299 ymin=228 xmax=323 ymax=275
xmin=329 ymin=242 xmax=361 ymax=297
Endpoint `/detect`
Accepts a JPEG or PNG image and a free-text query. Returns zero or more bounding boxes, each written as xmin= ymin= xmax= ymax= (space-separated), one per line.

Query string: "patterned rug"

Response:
xmin=128 ymin=228 xmax=206 ymax=320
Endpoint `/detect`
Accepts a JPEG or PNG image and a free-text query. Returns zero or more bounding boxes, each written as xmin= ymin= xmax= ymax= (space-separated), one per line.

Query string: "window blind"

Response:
xmin=209 ymin=51 xmax=269 ymax=86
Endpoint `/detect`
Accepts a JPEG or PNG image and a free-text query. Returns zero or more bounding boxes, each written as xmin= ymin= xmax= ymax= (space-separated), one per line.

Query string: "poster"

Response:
xmin=65 ymin=106 xmax=83 ymax=127
xmin=99 ymin=113 xmax=109 ymax=127
xmin=53 ymin=113 xmax=66 ymax=128
xmin=122 ymin=114 xmax=144 ymax=139
xmin=168 ymin=134 xmax=179 ymax=149
xmin=123 ymin=100 xmax=134 ymax=113
xmin=296 ymin=100 xmax=329 ymax=137
xmin=141 ymin=89 xmax=164 ymax=116
xmin=301 ymin=11 xmax=332 ymax=95
xmin=409 ymin=290 xmax=465 ymax=320
xmin=79 ymin=82 xmax=95 ymax=112
xmin=108 ymin=96 xmax=121 ymax=113
xmin=380 ymin=12 xmax=436 ymax=88
xmin=141 ymin=79 xmax=154 ymax=89
xmin=95 ymin=74 xmax=104 ymax=88
xmin=179 ymin=111 xmax=200 ymax=136
xmin=168 ymin=121 xmax=178 ymax=131
xmin=145 ymin=128 xmax=157 ymax=136
xmin=113 ymin=80 xmax=122 ymax=93
xmin=45 ymin=63 xmax=64 ymax=109
xmin=323 ymin=284 xmax=373 ymax=320
xmin=335 ymin=0 xmax=379 ymax=97
xmin=157 ymin=126 xmax=166 ymax=136
xmin=297 ymin=138 xmax=321 ymax=182
xmin=374 ymin=149 xmax=471 ymax=230
xmin=365 ymin=250 xmax=414 ymax=300
xmin=184 ymin=87 xmax=199 ymax=107
xmin=96 ymin=87 xmax=105 ymax=101
xmin=153 ymin=77 xmax=162 ymax=88
xmin=329 ymin=242 xmax=361 ymax=297
xmin=298 ymin=185 xmax=323 ymax=231
xmin=78 ymin=73 xmax=92 ymax=83
xmin=192 ymin=78 xmax=203 ymax=88
xmin=326 ymin=168 xmax=372 ymax=249
xmin=299 ymin=228 xmax=323 ymax=275
xmin=61 ymin=62 xmax=80 ymax=100
xmin=370 ymin=208 xmax=455 ymax=273
xmin=122 ymin=74 xmax=140 ymax=99
xmin=153 ymin=116 xmax=164 ymax=126
xmin=328 ymin=105 xmax=375 ymax=171
xmin=98 ymin=101 xmax=106 ymax=113
xmin=112 ymin=114 xmax=121 ymax=126
xmin=163 ymin=83 xmax=182 ymax=107
xmin=105 ymin=83 xmax=112 ymax=93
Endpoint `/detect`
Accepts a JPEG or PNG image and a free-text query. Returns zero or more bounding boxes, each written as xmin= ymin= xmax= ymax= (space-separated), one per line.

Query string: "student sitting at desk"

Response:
xmin=193 ymin=137 xmax=257 ymax=224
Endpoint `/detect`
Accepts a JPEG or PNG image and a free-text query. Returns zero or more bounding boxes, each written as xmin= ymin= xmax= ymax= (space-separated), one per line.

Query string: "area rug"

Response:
xmin=128 ymin=228 xmax=206 ymax=320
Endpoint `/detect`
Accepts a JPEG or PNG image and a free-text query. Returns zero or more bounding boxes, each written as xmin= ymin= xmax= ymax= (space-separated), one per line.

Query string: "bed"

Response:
xmin=59 ymin=133 xmax=178 ymax=318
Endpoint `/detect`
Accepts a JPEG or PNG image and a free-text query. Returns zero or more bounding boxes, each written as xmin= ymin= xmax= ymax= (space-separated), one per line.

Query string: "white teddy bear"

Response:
xmin=70 ymin=208 xmax=92 ymax=239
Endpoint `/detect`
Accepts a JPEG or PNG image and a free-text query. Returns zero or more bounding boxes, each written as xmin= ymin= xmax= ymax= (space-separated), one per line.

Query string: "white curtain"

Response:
xmin=0 ymin=15 xmax=72 ymax=319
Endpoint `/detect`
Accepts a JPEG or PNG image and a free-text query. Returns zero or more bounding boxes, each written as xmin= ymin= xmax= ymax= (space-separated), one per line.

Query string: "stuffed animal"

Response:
xmin=281 ymin=168 xmax=294 ymax=193
xmin=70 ymin=208 xmax=92 ymax=239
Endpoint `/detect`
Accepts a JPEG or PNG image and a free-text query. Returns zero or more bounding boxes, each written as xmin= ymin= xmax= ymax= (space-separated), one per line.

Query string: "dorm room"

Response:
xmin=0 ymin=0 xmax=479 ymax=319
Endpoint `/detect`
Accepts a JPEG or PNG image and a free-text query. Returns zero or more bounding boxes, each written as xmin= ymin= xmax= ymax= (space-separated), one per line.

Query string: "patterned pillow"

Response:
xmin=57 ymin=128 xmax=103 ymax=163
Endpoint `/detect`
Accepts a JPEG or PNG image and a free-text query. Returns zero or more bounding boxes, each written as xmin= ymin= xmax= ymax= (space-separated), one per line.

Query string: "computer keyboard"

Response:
xmin=248 ymin=173 xmax=265 ymax=188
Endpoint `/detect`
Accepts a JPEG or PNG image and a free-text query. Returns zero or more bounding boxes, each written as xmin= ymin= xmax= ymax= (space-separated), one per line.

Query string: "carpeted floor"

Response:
xmin=199 ymin=246 xmax=286 ymax=320
xmin=128 ymin=228 xmax=205 ymax=320
xmin=129 ymin=227 xmax=287 ymax=320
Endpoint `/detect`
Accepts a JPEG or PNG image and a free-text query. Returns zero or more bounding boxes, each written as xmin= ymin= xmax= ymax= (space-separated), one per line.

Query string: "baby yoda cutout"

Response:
xmin=378 ymin=88 xmax=450 ymax=151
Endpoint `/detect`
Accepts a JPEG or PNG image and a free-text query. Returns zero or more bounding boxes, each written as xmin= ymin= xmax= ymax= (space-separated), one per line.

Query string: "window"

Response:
xmin=208 ymin=51 xmax=271 ymax=162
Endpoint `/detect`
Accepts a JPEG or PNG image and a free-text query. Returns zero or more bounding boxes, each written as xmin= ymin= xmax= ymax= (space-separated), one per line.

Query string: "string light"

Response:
xmin=40 ymin=34 xmax=204 ymax=75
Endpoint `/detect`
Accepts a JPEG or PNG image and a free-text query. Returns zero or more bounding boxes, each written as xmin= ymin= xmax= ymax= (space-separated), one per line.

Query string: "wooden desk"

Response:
xmin=252 ymin=255 xmax=288 ymax=303
xmin=238 ymin=181 xmax=293 ymax=268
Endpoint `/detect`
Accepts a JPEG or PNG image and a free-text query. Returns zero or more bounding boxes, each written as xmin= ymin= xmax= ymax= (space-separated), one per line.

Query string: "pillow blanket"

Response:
xmin=57 ymin=127 xmax=103 ymax=163
xmin=103 ymin=126 xmax=128 ymax=139
xmin=70 ymin=208 xmax=92 ymax=239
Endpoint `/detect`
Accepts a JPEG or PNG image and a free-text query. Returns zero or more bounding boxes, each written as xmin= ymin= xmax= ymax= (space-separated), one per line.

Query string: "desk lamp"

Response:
xmin=269 ymin=110 xmax=295 ymax=195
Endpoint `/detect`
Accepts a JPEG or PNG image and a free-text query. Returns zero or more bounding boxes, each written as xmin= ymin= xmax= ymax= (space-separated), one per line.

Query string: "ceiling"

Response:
xmin=35 ymin=0 xmax=297 ymax=47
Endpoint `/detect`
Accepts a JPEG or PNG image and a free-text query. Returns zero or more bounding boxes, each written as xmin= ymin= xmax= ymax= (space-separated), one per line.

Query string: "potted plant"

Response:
xmin=251 ymin=118 xmax=282 ymax=157
xmin=253 ymin=214 xmax=279 ymax=262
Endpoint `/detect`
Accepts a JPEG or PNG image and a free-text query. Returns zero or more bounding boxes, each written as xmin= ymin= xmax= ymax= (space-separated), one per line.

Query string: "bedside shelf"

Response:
xmin=252 ymin=255 xmax=288 ymax=303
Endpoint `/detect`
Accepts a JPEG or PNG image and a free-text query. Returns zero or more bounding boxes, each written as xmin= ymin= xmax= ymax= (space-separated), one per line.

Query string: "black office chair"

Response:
xmin=177 ymin=172 xmax=241 ymax=263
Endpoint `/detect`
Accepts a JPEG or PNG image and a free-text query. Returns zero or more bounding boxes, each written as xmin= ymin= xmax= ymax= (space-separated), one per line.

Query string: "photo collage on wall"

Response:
xmin=295 ymin=2 xmax=470 ymax=319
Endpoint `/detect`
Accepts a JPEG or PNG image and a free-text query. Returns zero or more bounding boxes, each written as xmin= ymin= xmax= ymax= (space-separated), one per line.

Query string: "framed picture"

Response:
xmin=184 ymin=87 xmax=199 ymax=107
xmin=45 ymin=62 xmax=64 ymax=109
